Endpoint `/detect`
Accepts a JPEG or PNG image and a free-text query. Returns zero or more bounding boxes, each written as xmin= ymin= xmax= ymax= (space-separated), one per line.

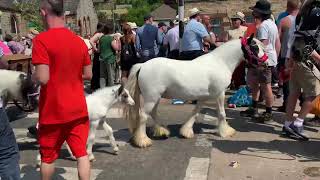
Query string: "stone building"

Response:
xmin=0 ymin=0 xmax=28 ymax=40
xmin=184 ymin=0 xmax=287 ymax=38
xmin=151 ymin=4 xmax=177 ymax=24
xmin=64 ymin=0 xmax=98 ymax=37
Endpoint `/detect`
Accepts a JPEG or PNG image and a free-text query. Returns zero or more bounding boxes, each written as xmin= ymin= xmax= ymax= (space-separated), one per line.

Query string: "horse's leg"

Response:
xmin=180 ymin=101 xmax=203 ymax=138
xmin=151 ymin=99 xmax=170 ymax=138
xmin=87 ymin=119 xmax=99 ymax=161
xmin=102 ymin=120 xmax=119 ymax=154
xmin=216 ymin=91 xmax=236 ymax=138
xmin=132 ymin=100 xmax=156 ymax=148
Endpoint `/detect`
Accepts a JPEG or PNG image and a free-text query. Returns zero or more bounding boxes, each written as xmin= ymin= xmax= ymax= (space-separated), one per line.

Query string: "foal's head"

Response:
xmin=116 ymin=85 xmax=135 ymax=106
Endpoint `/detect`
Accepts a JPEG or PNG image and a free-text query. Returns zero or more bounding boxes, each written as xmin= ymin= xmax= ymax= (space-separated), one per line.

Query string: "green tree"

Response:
xmin=14 ymin=0 xmax=44 ymax=31
xmin=117 ymin=0 xmax=163 ymax=26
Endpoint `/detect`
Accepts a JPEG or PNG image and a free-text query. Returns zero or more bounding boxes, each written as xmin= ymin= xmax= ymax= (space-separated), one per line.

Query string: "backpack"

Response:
xmin=121 ymin=41 xmax=136 ymax=62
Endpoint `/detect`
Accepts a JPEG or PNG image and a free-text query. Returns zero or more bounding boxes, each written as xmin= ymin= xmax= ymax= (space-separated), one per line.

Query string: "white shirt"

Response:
xmin=163 ymin=26 xmax=179 ymax=51
xmin=257 ymin=19 xmax=279 ymax=67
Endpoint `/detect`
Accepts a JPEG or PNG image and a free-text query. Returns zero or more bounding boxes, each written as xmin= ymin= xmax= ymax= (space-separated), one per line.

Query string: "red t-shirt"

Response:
xmin=32 ymin=28 xmax=91 ymax=125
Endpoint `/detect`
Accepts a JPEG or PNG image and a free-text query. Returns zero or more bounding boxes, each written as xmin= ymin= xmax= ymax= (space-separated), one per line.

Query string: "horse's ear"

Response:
xmin=118 ymin=85 xmax=124 ymax=96
xmin=248 ymin=33 xmax=254 ymax=43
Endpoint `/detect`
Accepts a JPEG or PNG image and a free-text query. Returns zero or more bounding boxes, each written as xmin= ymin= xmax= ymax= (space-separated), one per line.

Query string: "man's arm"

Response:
xmin=197 ymin=23 xmax=213 ymax=44
xmin=275 ymin=35 xmax=281 ymax=57
xmin=312 ymin=50 xmax=320 ymax=63
xmin=33 ymin=64 xmax=49 ymax=85
xmin=82 ymin=65 xmax=92 ymax=80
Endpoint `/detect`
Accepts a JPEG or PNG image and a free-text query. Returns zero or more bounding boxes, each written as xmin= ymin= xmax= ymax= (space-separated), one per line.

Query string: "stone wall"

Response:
xmin=0 ymin=10 xmax=28 ymax=39
xmin=185 ymin=0 xmax=287 ymax=18
xmin=76 ymin=0 xmax=98 ymax=36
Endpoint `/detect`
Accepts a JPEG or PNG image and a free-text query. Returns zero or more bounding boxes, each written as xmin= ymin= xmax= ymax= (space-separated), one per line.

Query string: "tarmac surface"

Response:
xmin=7 ymin=95 xmax=320 ymax=180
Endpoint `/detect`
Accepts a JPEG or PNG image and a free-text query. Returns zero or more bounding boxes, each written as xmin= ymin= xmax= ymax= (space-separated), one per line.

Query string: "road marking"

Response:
xmin=184 ymin=157 xmax=210 ymax=180
xmin=20 ymin=164 xmax=102 ymax=179
xmin=195 ymin=128 xmax=215 ymax=147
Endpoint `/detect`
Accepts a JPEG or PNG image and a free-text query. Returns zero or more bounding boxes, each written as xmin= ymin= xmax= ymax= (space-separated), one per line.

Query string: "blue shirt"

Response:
xmin=276 ymin=11 xmax=289 ymax=25
xmin=181 ymin=19 xmax=209 ymax=52
xmin=136 ymin=24 xmax=160 ymax=57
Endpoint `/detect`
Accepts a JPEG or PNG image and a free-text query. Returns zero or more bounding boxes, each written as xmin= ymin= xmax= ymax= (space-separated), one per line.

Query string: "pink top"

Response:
xmin=0 ymin=41 xmax=13 ymax=55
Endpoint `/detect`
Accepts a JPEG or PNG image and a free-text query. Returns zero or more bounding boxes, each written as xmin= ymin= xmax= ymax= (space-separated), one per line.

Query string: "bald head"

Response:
xmin=40 ymin=0 xmax=64 ymax=17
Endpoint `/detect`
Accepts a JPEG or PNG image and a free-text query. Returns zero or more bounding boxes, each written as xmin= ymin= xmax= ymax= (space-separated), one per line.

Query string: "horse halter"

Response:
xmin=241 ymin=37 xmax=268 ymax=67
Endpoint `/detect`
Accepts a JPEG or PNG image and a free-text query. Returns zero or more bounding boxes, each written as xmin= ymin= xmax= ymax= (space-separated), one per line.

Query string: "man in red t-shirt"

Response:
xmin=32 ymin=1 xmax=92 ymax=180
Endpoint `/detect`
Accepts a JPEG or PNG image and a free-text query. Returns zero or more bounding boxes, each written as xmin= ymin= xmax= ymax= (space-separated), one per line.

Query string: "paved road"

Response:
xmin=8 ymin=100 xmax=214 ymax=180
xmin=7 ymin=97 xmax=320 ymax=180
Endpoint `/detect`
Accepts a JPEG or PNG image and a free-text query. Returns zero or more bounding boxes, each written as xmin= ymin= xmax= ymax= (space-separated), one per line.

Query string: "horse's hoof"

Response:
xmin=132 ymin=135 xmax=152 ymax=148
xmin=180 ymin=126 xmax=194 ymax=139
xmin=153 ymin=125 xmax=170 ymax=138
xmin=89 ymin=154 xmax=96 ymax=162
xmin=219 ymin=126 xmax=236 ymax=138
xmin=113 ymin=146 xmax=119 ymax=155
xmin=70 ymin=156 xmax=77 ymax=161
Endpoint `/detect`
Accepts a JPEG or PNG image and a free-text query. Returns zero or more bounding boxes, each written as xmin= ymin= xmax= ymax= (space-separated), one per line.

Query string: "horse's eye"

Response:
xmin=123 ymin=94 xmax=128 ymax=98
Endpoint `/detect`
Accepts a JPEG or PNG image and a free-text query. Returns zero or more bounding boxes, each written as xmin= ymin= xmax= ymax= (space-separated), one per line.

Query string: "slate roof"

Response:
xmin=151 ymin=4 xmax=176 ymax=21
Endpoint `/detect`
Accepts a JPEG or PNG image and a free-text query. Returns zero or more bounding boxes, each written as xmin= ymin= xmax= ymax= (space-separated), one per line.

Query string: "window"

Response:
xmin=243 ymin=12 xmax=254 ymax=24
xmin=10 ymin=14 xmax=19 ymax=34
xmin=78 ymin=19 xmax=83 ymax=35
xmin=87 ymin=17 xmax=91 ymax=35
xmin=211 ymin=18 xmax=222 ymax=36
xmin=83 ymin=17 xmax=87 ymax=36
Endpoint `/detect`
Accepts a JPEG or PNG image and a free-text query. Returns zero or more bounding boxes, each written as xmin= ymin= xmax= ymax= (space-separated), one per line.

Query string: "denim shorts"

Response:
xmin=0 ymin=108 xmax=20 ymax=180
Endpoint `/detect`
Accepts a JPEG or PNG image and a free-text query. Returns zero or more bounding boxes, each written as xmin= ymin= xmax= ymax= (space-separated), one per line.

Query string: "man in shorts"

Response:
xmin=32 ymin=1 xmax=92 ymax=179
xmin=283 ymin=0 xmax=320 ymax=139
xmin=240 ymin=0 xmax=281 ymax=122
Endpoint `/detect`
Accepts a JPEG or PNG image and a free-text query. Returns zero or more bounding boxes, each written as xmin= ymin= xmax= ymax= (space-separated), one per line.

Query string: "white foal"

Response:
xmin=36 ymin=85 xmax=134 ymax=164
xmin=85 ymin=84 xmax=134 ymax=160
xmin=123 ymin=36 xmax=268 ymax=148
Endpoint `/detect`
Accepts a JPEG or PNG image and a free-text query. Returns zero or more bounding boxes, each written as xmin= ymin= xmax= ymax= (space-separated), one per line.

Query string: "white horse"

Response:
xmin=36 ymin=85 xmax=135 ymax=165
xmin=0 ymin=69 xmax=39 ymax=110
xmin=123 ymin=36 xmax=267 ymax=147
xmin=85 ymin=84 xmax=134 ymax=160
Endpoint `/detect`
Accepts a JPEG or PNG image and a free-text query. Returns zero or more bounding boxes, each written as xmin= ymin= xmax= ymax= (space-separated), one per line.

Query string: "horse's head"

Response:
xmin=241 ymin=34 xmax=269 ymax=66
xmin=18 ymin=73 xmax=40 ymax=111
xmin=116 ymin=85 xmax=135 ymax=106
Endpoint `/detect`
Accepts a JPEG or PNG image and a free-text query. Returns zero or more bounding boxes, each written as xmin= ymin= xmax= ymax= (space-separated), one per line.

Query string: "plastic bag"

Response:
xmin=228 ymin=86 xmax=252 ymax=107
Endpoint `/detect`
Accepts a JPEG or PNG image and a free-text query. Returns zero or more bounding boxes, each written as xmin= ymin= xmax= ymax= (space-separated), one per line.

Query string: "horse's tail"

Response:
xmin=123 ymin=64 xmax=142 ymax=133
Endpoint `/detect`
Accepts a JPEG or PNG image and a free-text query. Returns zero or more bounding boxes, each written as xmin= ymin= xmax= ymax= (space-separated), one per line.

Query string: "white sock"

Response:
xmin=294 ymin=118 xmax=304 ymax=127
xmin=284 ymin=121 xmax=291 ymax=128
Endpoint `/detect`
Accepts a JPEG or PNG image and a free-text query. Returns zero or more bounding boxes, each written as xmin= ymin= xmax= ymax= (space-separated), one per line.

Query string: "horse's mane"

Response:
xmin=87 ymin=85 xmax=121 ymax=98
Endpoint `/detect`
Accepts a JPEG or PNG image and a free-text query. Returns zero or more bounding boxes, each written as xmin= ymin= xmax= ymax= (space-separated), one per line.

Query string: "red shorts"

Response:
xmin=38 ymin=117 xmax=89 ymax=163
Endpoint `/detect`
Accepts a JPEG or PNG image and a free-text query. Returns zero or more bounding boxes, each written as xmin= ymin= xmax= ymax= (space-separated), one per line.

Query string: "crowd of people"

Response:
xmin=1 ymin=0 xmax=320 ymax=179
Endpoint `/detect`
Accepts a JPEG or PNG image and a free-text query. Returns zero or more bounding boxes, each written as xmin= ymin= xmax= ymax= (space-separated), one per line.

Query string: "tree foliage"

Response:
xmin=116 ymin=0 xmax=163 ymax=26
xmin=13 ymin=0 xmax=44 ymax=31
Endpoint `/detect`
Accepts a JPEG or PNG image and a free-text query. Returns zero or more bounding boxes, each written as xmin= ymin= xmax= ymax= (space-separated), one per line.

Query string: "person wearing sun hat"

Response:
xmin=180 ymin=8 xmax=213 ymax=60
xmin=228 ymin=12 xmax=248 ymax=40
xmin=240 ymin=0 xmax=281 ymax=123
xmin=228 ymin=11 xmax=248 ymax=90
